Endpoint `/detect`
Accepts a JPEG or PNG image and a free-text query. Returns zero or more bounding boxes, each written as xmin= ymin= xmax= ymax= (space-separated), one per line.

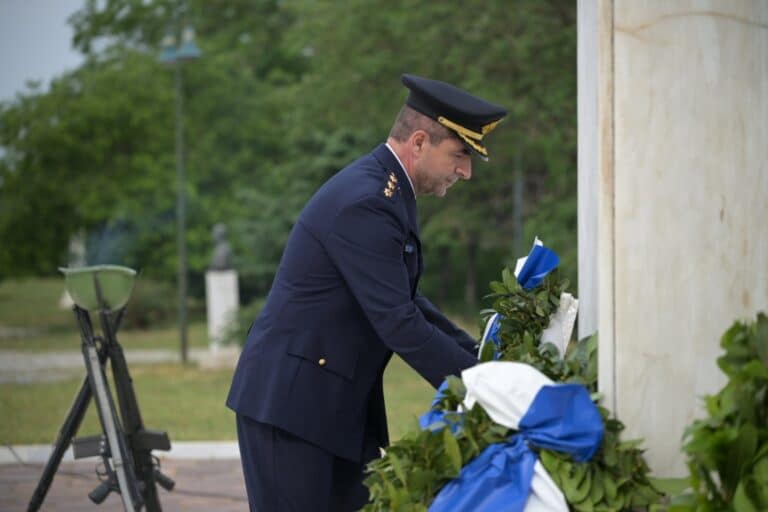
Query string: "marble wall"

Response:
xmin=580 ymin=0 xmax=768 ymax=475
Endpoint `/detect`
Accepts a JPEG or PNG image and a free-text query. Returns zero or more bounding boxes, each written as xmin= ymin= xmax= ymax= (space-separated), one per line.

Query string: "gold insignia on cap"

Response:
xmin=436 ymin=116 xmax=503 ymax=158
xmin=438 ymin=116 xmax=483 ymax=140
xmin=482 ymin=118 xmax=502 ymax=135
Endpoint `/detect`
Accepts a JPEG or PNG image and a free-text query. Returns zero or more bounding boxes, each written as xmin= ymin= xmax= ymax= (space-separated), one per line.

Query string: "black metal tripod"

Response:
xmin=27 ymin=304 xmax=175 ymax=511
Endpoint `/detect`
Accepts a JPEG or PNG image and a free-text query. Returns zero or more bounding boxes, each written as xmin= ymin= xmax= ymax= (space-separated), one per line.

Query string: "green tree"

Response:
xmin=0 ymin=0 xmax=577 ymax=310
xmin=276 ymin=0 xmax=578 ymax=308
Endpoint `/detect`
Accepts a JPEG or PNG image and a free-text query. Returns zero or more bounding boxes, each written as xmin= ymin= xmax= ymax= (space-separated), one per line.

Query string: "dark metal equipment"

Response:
xmin=27 ymin=265 xmax=175 ymax=512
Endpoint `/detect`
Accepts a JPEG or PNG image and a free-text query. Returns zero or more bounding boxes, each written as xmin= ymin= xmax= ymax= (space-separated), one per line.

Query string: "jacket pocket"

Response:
xmin=286 ymin=334 xmax=358 ymax=381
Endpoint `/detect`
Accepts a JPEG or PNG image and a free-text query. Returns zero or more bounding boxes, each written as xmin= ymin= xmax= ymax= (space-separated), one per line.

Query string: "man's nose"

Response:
xmin=456 ymin=160 xmax=472 ymax=180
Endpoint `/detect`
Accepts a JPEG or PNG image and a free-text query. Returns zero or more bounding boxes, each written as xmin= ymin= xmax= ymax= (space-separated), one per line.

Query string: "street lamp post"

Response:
xmin=160 ymin=25 xmax=201 ymax=364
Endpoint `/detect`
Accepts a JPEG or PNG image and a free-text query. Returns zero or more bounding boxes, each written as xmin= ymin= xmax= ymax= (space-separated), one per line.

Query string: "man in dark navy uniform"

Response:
xmin=227 ymin=74 xmax=506 ymax=511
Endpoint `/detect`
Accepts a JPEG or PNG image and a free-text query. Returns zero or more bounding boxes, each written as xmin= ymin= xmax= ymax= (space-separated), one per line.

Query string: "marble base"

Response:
xmin=205 ymin=270 xmax=240 ymax=352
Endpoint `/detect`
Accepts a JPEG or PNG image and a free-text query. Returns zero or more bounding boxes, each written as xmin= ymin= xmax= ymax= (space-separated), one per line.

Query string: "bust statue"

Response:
xmin=209 ymin=223 xmax=233 ymax=270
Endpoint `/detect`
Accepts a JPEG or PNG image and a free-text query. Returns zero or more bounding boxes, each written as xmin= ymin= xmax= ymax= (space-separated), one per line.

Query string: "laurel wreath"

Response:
xmin=363 ymin=268 xmax=664 ymax=511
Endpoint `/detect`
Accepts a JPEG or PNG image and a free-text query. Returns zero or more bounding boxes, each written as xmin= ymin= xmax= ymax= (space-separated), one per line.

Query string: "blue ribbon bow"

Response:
xmin=425 ymin=382 xmax=603 ymax=512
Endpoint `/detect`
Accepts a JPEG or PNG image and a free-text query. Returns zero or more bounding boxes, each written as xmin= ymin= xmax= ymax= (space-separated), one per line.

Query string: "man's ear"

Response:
xmin=410 ymin=130 xmax=428 ymax=156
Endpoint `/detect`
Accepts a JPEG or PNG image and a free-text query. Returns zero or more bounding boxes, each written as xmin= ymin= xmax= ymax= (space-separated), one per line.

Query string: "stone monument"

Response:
xmin=204 ymin=223 xmax=240 ymax=353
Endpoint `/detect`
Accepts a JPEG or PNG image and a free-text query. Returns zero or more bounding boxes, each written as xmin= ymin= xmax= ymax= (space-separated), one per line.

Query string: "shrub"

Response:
xmin=675 ymin=313 xmax=768 ymax=511
xmin=121 ymin=279 xmax=178 ymax=330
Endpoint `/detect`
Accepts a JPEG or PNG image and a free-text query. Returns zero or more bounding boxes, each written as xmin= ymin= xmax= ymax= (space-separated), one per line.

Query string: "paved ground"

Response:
xmin=1 ymin=458 xmax=248 ymax=511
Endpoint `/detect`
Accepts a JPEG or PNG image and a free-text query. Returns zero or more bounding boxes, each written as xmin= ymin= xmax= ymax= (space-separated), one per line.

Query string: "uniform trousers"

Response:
xmin=236 ymin=414 xmax=376 ymax=512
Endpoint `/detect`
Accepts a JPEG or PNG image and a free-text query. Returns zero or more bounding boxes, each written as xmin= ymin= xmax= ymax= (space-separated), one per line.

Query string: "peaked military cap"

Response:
xmin=402 ymin=73 xmax=507 ymax=160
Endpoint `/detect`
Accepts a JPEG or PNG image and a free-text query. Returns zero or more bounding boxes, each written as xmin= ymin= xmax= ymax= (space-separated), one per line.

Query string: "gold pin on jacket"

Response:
xmin=383 ymin=172 xmax=399 ymax=198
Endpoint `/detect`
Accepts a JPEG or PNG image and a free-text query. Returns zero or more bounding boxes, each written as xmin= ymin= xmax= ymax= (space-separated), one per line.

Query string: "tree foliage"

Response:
xmin=0 ymin=0 xmax=577 ymax=310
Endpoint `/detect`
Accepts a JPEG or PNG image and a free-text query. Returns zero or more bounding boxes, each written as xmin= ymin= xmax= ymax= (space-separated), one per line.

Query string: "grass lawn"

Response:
xmin=383 ymin=355 xmax=436 ymax=440
xmin=0 ymin=277 xmax=473 ymax=445
xmin=0 ymin=277 xmax=210 ymax=352
xmin=0 ymin=356 xmax=435 ymax=445
xmin=0 ymin=321 xmax=210 ymax=352
xmin=1 ymin=363 xmax=237 ymax=445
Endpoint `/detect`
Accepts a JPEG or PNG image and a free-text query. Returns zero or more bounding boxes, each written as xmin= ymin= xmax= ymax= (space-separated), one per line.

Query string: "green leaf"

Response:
xmin=588 ymin=469 xmax=604 ymax=503
xmin=723 ymin=424 xmax=758 ymax=496
xmin=562 ymin=463 xmax=588 ymax=502
xmin=733 ymin=480 xmax=759 ymax=512
xmin=445 ymin=376 xmax=466 ymax=400
xmin=648 ymin=476 xmax=690 ymax=496
xmin=442 ymin=428 xmax=462 ymax=475
xmin=388 ymin=452 xmax=407 ymax=486
xmin=741 ymin=360 xmax=768 ymax=379
xmin=604 ymin=473 xmax=618 ymax=501
xmin=752 ymin=448 xmax=768 ymax=482
xmin=754 ymin=312 xmax=768 ymax=366
xmin=489 ymin=281 xmax=508 ymax=294
xmin=479 ymin=340 xmax=496 ymax=362
xmin=618 ymin=439 xmax=644 ymax=451
xmin=501 ymin=267 xmax=519 ymax=291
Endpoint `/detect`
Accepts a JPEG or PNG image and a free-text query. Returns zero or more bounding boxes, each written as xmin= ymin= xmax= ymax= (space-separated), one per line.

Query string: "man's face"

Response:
xmin=413 ymin=135 xmax=473 ymax=197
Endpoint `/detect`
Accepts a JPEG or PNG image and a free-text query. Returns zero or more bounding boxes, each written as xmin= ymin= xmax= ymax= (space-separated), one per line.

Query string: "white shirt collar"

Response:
xmin=385 ymin=142 xmax=415 ymax=195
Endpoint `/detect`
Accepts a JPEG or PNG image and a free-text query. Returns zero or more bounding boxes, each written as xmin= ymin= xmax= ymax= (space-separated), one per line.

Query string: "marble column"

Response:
xmin=580 ymin=0 xmax=768 ymax=475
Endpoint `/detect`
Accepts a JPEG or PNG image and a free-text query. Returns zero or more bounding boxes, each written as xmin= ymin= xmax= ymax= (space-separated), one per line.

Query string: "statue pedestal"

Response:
xmin=205 ymin=270 xmax=240 ymax=353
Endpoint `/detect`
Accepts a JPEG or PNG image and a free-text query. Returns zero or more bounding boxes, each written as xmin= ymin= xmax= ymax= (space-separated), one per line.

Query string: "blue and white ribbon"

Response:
xmin=425 ymin=362 xmax=603 ymax=512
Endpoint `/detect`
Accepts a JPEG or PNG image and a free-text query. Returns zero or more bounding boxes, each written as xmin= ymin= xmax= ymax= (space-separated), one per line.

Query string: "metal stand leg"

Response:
xmin=27 ymin=376 xmax=92 ymax=512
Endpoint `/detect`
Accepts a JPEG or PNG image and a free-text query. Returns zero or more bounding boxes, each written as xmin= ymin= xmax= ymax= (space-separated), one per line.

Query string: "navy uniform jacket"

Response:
xmin=226 ymin=144 xmax=478 ymax=462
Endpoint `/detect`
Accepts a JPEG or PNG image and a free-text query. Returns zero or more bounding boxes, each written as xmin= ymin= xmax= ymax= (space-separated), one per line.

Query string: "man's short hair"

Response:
xmin=388 ymin=105 xmax=455 ymax=146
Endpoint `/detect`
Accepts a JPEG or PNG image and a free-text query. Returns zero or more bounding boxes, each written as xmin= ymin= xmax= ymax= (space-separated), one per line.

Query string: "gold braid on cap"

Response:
xmin=437 ymin=116 xmax=502 ymax=157
xmin=438 ymin=116 xmax=483 ymax=140
xmin=481 ymin=118 xmax=502 ymax=135
xmin=456 ymin=133 xmax=488 ymax=156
